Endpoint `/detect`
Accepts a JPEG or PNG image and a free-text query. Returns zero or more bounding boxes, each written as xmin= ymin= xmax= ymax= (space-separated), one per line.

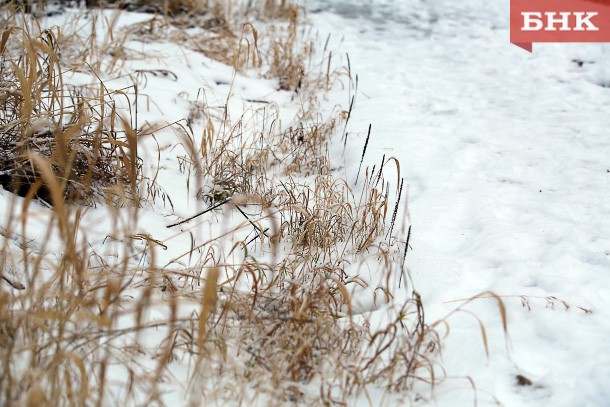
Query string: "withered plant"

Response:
xmin=0 ymin=18 xmax=141 ymax=206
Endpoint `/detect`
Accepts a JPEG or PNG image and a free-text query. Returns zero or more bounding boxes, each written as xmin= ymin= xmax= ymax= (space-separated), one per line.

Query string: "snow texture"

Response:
xmin=1 ymin=0 xmax=609 ymax=405
xmin=309 ymin=0 xmax=610 ymax=405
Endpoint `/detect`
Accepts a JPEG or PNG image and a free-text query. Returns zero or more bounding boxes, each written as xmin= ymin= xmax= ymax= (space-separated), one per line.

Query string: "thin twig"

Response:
xmin=235 ymin=205 xmax=270 ymax=238
xmin=247 ymin=228 xmax=270 ymax=245
xmin=1 ymin=274 xmax=25 ymax=290
xmin=166 ymin=197 xmax=232 ymax=228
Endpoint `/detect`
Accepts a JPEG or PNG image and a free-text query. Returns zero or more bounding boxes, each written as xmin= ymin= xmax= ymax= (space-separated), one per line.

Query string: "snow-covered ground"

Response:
xmin=308 ymin=0 xmax=610 ymax=405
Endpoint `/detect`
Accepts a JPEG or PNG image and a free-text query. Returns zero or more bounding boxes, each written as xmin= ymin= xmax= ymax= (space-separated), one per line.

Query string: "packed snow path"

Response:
xmin=309 ymin=0 xmax=610 ymax=405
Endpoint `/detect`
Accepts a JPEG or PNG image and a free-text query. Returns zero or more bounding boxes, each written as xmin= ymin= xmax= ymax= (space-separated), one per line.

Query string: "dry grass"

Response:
xmin=0 ymin=1 xmax=448 ymax=406
xmin=0 ymin=16 xmax=141 ymax=206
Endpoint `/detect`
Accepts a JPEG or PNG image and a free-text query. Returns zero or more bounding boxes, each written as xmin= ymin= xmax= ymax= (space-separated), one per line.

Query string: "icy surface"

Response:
xmin=309 ymin=0 xmax=610 ymax=405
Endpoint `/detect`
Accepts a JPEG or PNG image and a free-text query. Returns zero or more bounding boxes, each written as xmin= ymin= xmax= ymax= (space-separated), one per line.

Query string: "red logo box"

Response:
xmin=511 ymin=0 xmax=610 ymax=51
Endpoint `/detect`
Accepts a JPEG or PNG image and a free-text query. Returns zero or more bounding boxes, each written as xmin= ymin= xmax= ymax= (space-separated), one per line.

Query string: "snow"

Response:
xmin=2 ymin=0 xmax=610 ymax=405
xmin=308 ymin=0 xmax=610 ymax=405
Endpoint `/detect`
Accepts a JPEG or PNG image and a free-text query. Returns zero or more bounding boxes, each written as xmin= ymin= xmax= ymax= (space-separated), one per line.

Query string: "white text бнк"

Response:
xmin=521 ymin=12 xmax=599 ymax=31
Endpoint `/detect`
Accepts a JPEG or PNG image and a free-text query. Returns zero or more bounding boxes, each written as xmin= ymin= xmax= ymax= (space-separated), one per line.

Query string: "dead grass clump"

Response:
xmin=120 ymin=0 xmax=309 ymax=89
xmin=185 ymin=207 xmax=439 ymax=405
xmin=82 ymin=0 xmax=221 ymax=16
xmin=162 ymin=66 xmax=440 ymax=402
xmin=220 ymin=271 xmax=366 ymax=400
xmin=176 ymin=98 xmax=341 ymax=209
xmin=169 ymin=94 xmax=440 ymax=404
xmin=265 ymin=6 xmax=307 ymax=91
xmin=0 ymin=18 xmax=141 ymax=205
xmin=240 ymin=0 xmax=300 ymax=20
xmin=362 ymin=294 xmax=438 ymax=392
xmin=176 ymin=104 xmax=329 ymax=206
